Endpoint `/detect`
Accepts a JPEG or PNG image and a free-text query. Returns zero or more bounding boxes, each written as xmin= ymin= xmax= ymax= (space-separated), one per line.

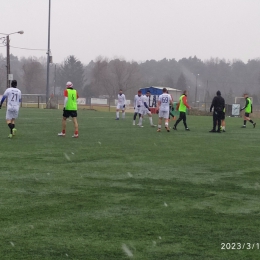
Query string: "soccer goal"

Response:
xmin=235 ymin=96 xmax=253 ymax=105
xmin=21 ymin=94 xmax=59 ymax=109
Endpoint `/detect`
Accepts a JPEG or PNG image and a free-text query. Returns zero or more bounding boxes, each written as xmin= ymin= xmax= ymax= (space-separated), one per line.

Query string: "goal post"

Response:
xmin=21 ymin=94 xmax=59 ymax=109
xmin=235 ymin=97 xmax=253 ymax=104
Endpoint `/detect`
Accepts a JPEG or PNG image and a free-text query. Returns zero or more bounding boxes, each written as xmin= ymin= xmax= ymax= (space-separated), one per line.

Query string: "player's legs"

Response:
xmin=212 ymin=112 xmax=218 ymax=131
xmin=147 ymin=111 xmax=156 ymax=126
xmin=6 ymin=119 xmax=14 ymax=137
xmin=116 ymin=104 xmax=121 ymax=119
xmin=170 ymin=110 xmax=175 ymax=120
xmin=243 ymin=113 xmax=248 ymax=126
xmin=10 ymin=118 xmax=17 ymax=135
xmin=157 ymin=117 xmax=163 ymax=132
xmin=138 ymin=110 xmax=145 ymax=126
xmin=9 ymin=109 xmax=18 ymax=136
xmin=221 ymin=120 xmax=225 ymax=131
xmin=210 ymin=112 xmax=220 ymax=132
xmin=162 ymin=111 xmax=170 ymax=132
xmin=6 ymin=109 xmax=17 ymax=137
xmin=58 ymin=109 xmax=68 ymax=136
xmin=245 ymin=113 xmax=255 ymax=126
xmin=122 ymin=109 xmax=125 ymax=119
xmin=182 ymin=113 xmax=189 ymax=130
xmin=173 ymin=112 xmax=184 ymax=130
xmin=138 ymin=115 xmax=143 ymax=127
xmin=164 ymin=119 xmax=170 ymax=132
xmin=216 ymin=114 xmax=221 ymax=132
xmin=221 ymin=112 xmax=226 ymax=131
xmin=133 ymin=112 xmax=138 ymax=125
xmin=116 ymin=109 xmax=120 ymax=119
xmin=169 ymin=106 xmax=175 ymax=120
xmin=58 ymin=117 xmax=67 ymax=136
xmin=72 ymin=117 xmax=79 ymax=137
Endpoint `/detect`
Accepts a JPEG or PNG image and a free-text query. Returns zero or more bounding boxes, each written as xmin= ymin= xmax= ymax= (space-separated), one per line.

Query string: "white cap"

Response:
xmin=66 ymin=81 xmax=73 ymax=88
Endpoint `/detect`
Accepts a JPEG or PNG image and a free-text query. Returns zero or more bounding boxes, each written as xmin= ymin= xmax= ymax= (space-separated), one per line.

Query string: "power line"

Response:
xmin=10 ymin=45 xmax=46 ymax=51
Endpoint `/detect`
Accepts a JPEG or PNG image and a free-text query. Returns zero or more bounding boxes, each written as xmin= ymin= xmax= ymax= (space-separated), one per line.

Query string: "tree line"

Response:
xmin=1 ymin=54 xmax=260 ymax=104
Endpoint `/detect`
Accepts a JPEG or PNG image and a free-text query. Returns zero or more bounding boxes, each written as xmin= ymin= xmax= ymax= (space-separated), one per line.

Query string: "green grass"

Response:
xmin=0 ymin=108 xmax=260 ymax=260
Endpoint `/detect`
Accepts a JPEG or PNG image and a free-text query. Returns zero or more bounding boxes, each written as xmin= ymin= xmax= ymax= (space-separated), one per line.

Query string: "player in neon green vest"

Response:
xmin=58 ymin=81 xmax=79 ymax=138
xmin=173 ymin=90 xmax=191 ymax=131
xmin=240 ymin=94 xmax=256 ymax=128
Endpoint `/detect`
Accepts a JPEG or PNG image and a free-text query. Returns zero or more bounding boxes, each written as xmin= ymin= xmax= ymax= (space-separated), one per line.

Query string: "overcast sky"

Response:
xmin=1 ymin=0 xmax=259 ymax=65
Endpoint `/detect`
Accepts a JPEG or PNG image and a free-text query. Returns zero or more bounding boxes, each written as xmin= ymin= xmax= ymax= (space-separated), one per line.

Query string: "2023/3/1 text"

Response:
xmin=221 ymin=243 xmax=259 ymax=250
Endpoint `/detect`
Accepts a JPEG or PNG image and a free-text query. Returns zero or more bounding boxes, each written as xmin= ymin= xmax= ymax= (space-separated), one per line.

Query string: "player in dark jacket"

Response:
xmin=209 ymin=90 xmax=225 ymax=133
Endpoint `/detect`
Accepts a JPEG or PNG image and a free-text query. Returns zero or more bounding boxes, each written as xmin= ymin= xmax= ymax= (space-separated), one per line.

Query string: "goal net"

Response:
xmin=234 ymin=97 xmax=253 ymax=107
xmin=21 ymin=94 xmax=59 ymax=109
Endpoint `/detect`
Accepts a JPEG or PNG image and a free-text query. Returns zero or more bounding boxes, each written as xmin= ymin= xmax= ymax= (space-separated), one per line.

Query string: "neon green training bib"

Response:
xmin=65 ymin=89 xmax=77 ymax=110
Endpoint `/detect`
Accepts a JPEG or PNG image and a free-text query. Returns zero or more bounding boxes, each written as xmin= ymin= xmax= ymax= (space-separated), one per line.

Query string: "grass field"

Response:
xmin=0 ymin=108 xmax=260 ymax=260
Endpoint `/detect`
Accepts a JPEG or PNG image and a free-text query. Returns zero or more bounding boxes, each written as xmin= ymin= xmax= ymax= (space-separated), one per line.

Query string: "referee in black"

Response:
xmin=209 ymin=90 xmax=225 ymax=133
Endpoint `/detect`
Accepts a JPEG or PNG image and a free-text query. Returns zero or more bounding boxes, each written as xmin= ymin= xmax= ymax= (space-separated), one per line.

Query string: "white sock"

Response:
xmin=158 ymin=125 xmax=161 ymax=129
xmin=149 ymin=117 xmax=153 ymax=125
xmin=116 ymin=112 xmax=119 ymax=118
xmin=122 ymin=112 xmax=125 ymax=118
xmin=139 ymin=117 xmax=143 ymax=125
xmin=165 ymin=122 xmax=168 ymax=127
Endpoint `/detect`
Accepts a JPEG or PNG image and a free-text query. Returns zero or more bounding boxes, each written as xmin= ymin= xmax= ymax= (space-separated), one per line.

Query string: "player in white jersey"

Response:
xmin=116 ymin=89 xmax=126 ymax=120
xmin=156 ymin=88 xmax=173 ymax=132
xmin=138 ymin=90 xmax=156 ymax=127
xmin=133 ymin=90 xmax=142 ymax=125
xmin=0 ymin=80 xmax=22 ymax=138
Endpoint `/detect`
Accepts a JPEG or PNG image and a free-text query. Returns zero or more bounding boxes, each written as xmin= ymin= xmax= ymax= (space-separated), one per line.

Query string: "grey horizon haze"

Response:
xmin=1 ymin=0 xmax=259 ymax=65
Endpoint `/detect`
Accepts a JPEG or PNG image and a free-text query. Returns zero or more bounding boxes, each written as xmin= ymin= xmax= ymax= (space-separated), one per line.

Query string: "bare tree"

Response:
xmin=21 ymin=57 xmax=45 ymax=94
xmin=110 ymin=59 xmax=141 ymax=93
xmin=91 ymin=57 xmax=111 ymax=96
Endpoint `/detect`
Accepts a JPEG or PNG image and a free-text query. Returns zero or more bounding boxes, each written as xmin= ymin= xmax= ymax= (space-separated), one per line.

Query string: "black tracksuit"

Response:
xmin=210 ymin=95 xmax=225 ymax=132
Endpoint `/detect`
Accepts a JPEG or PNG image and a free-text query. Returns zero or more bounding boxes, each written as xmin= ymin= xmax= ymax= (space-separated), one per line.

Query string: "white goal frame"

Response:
xmin=235 ymin=96 xmax=253 ymax=104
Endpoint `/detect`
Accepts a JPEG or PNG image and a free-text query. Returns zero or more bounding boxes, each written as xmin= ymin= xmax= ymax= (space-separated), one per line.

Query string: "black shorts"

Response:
xmin=63 ymin=110 xmax=77 ymax=118
xmin=245 ymin=113 xmax=250 ymax=117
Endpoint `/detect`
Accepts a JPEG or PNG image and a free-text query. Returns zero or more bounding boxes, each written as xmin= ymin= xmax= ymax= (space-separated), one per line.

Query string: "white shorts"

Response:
xmin=141 ymin=108 xmax=151 ymax=116
xmin=159 ymin=110 xmax=169 ymax=119
xmin=134 ymin=107 xmax=142 ymax=114
xmin=6 ymin=106 xmax=19 ymax=120
xmin=117 ymin=104 xmax=125 ymax=110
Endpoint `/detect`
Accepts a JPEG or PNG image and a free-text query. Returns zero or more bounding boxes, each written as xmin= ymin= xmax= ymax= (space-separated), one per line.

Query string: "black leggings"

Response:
xmin=175 ymin=112 xmax=187 ymax=128
xmin=133 ymin=112 xmax=141 ymax=120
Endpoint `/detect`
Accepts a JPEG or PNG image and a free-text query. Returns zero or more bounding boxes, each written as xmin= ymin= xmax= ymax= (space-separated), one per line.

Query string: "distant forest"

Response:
xmin=0 ymin=54 xmax=260 ymax=104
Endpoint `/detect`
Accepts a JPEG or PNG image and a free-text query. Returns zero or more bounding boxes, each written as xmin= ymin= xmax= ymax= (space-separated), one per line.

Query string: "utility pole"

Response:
xmin=46 ymin=0 xmax=51 ymax=106
xmin=6 ymin=35 xmax=10 ymax=88
xmin=0 ymin=31 xmax=23 ymax=89
xmin=54 ymin=63 xmax=56 ymax=96
xmin=195 ymin=74 xmax=199 ymax=105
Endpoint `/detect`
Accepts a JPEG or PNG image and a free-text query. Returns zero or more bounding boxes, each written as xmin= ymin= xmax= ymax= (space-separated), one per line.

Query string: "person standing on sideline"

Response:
xmin=138 ymin=90 xmax=157 ymax=127
xmin=58 ymin=81 xmax=79 ymax=138
xmin=240 ymin=93 xmax=256 ymax=128
xmin=209 ymin=90 xmax=225 ymax=133
xmin=116 ymin=89 xmax=126 ymax=120
xmin=133 ymin=90 xmax=142 ymax=125
xmin=0 ymin=80 xmax=22 ymax=138
xmin=173 ymin=90 xmax=191 ymax=131
xmin=157 ymin=88 xmax=173 ymax=132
